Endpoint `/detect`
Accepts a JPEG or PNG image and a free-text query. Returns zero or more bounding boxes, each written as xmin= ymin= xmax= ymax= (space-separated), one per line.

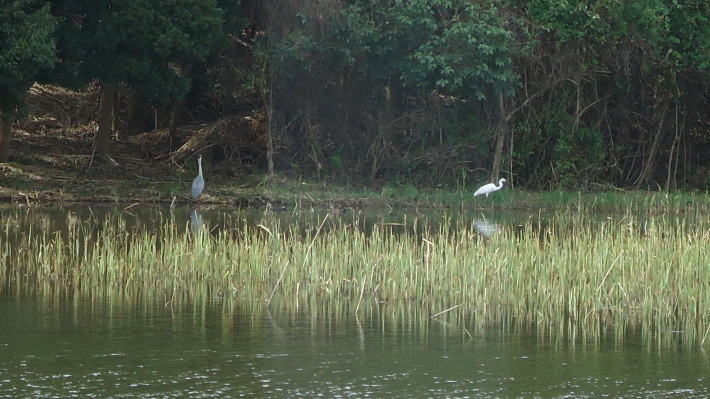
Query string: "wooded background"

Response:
xmin=1 ymin=0 xmax=708 ymax=190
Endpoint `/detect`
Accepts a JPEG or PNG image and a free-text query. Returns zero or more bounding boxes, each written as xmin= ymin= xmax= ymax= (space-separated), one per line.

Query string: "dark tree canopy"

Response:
xmin=0 ymin=0 xmax=57 ymax=114
xmin=55 ymin=0 xmax=224 ymax=104
xmin=5 ymin=0 xmax=710 ymax=190
xmin=0 ymin=0 xmax=57 ymax=162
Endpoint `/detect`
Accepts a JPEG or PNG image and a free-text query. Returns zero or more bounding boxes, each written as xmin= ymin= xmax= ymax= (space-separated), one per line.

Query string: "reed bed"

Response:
xmin=1 ymin=208 xmax=709 ymax=346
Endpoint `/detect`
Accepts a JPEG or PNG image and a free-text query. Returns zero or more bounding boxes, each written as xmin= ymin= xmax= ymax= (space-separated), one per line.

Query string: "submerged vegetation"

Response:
xmin=1 ymin=206 xmax=709 ymax=347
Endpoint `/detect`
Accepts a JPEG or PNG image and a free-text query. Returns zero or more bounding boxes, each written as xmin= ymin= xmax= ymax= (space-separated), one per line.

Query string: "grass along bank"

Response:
xmin=249 ymin=179 xmax=710 ymax=214
xmin=3 ymin=148 xmax=710 ymax=214
xmin=1 ymin=208 xmax=709 ymax=346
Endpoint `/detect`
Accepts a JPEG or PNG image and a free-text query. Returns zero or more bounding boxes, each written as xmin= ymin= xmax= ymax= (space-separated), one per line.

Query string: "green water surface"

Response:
xmin=1 ymin=294 xmax=707 ymax=398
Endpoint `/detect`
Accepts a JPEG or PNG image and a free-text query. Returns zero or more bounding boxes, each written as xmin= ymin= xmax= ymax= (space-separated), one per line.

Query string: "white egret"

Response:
xmin=190 ymin=155 xmax=204 ymax=201
xmin=474 ymin=178 xmax=506 ymax=198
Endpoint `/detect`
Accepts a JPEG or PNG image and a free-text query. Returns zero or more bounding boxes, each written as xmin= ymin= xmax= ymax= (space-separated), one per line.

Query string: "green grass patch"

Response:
xmin=259 ymin=178 xmax=710 ymax=212
xmin=1 ymin=207 xmax=709 ymax=347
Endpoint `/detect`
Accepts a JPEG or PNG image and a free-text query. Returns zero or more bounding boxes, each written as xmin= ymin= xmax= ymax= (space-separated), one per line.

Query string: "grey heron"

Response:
xmin=190 ymin=155 xmax=204 ymax=201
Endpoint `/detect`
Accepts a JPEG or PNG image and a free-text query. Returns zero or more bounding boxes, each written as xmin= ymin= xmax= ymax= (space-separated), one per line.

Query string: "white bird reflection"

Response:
xmin=190 ymin=208 xmax=204 ymax=233
xmin=473 ymin=218 xmax=498 ymax=239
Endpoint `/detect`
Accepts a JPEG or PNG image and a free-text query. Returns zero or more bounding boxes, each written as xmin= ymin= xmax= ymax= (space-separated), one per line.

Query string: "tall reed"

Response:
xmin=1 ymin=208 xmax=708 ymax=346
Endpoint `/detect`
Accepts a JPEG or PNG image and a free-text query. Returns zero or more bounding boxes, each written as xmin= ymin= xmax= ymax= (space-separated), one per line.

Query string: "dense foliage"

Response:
xmin=0 ymin=0 xmax=57 ymax=161
xmin=0 ymin=0 xmax=57 ymax=113
xmin=1 ymin=0 xmax=708 ymax=190
xmin=67 ymin=0 xmax=222 ymax=104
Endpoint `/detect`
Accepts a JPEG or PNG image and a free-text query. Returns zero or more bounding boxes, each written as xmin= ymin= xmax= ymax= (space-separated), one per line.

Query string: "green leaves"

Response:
xmin=528 ymin=0 xmax=709 ymax=71
xmin=0 ymin=0 xmax=57 ymax=113
xmin=54 ymin=0 xmax=225 ymax=104
xmin=335 ymin=0 xmax=520 ymax=99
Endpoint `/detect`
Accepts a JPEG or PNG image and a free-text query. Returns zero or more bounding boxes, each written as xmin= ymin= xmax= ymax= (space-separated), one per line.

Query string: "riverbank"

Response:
xmin=1 ymin=84 xmax=707 ymax=211
xmin=2 ymin=157 xmax=709 ymax=213
xmin=2 ymin=147 xmax=708 ymax=214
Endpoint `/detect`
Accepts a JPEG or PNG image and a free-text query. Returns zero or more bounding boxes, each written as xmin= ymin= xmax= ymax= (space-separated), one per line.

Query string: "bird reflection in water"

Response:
xmin=473 ymin=218 xmax=498 ymax=239
xmin=190 ymin=208 xmax=204 ymax=233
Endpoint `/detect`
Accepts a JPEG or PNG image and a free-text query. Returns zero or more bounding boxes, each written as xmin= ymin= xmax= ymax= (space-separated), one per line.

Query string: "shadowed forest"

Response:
xmin=1 ymin=0 xmax=709 ymax=193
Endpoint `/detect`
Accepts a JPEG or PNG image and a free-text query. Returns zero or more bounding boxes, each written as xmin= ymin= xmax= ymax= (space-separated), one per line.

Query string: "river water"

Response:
xmin=1 ymin=294 xmax=708 ymax=398
xmin=1 ymin=205 xmax=709 ymax=397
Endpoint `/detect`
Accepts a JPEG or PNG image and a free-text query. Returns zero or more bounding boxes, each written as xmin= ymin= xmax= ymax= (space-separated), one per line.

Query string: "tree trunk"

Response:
xmin=490 ymin=92 xmax=508 ymax=182
xmin=168 ymin=99 xmax=186 ymax=140
xmin=0 ymin=111 xmax=13 ymax=163
xmin=264 ymin=77 xmax=275 ymax=176
xmin=635 ymin=101 xmax=669 ymax=189
xmin=111 ymin=87 xmax=120 ymax=133
xmin=154 ymin=107 xmax=169 ymax=130
xmin=665 ymin=102 xmax=682 ymax=191
xmin=96 ymin=83 xmax=117 ymax=157
xmin=125 ymin=88 xmax=147 ymax=136
xmin=387 ymin=75 xmax=405 ymax=114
